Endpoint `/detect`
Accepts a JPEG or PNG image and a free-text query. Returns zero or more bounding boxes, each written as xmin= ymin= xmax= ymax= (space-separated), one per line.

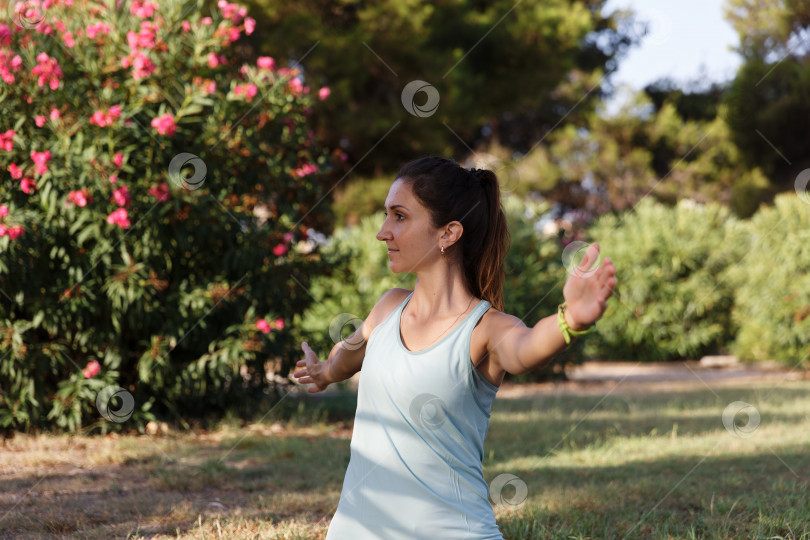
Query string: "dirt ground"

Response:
xmin=498 ymin=359 xmax=806 ymax=397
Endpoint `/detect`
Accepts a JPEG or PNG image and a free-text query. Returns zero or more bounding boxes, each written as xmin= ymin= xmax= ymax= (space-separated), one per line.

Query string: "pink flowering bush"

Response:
xmin=0 ymin=0 xmax=335 ymax=432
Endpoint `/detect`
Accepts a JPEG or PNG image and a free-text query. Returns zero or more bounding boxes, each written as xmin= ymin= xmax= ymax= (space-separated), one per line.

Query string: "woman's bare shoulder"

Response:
xmin=477 ymin=307 xmax=527 ymax=343
xmin=360 ymin=288 xmax=412 ymax=341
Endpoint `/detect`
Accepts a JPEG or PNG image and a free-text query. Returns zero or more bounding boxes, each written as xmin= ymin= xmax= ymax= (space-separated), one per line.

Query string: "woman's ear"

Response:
xmin=441 ymin=221 xmax=464 ymax=246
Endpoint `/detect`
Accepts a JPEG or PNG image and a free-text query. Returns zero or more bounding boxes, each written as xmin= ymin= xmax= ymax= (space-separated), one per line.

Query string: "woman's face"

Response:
xmin=376 ymin=178 xmax=443 ymax=273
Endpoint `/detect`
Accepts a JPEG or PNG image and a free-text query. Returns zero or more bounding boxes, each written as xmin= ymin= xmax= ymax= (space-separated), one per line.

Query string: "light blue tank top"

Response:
xmin=325 ymin=291 xmax=503 ymax=539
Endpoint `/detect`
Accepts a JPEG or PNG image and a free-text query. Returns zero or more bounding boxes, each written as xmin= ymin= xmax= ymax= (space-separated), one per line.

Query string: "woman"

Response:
xmin=294 ymin=157 xmax=616 ymax=539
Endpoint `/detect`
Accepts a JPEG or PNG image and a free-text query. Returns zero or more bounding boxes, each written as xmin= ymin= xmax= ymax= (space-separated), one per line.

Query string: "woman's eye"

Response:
xmin=383 ymin=212 xmax=404 ymax=221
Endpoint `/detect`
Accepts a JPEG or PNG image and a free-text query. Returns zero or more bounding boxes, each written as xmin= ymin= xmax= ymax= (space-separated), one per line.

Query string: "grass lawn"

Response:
xmin=1 ymin=378 xmax=808 ymax=539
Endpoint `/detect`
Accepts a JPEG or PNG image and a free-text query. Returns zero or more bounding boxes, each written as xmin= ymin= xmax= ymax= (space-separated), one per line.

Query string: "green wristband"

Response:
xmin=557 ymin=302 xmax=596 ymax=344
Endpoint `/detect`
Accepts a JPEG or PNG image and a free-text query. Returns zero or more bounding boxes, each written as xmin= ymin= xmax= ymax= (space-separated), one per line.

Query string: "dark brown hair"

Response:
xmin=396 ymin=156 xmax=511 ymax=311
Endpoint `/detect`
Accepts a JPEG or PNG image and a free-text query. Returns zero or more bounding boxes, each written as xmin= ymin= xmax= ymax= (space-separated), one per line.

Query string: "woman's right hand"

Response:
xmin=293 ymin=342 xmax=332 ymax=393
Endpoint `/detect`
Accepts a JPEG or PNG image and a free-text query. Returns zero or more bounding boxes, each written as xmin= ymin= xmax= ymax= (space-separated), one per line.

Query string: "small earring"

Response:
xmin=440 ymin=245 xmax=445 ymax=255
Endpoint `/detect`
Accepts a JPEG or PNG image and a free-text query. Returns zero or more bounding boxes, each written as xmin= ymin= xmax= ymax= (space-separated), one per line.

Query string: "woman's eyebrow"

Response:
xmin=385 ymin=204 xmax=408 ymax=211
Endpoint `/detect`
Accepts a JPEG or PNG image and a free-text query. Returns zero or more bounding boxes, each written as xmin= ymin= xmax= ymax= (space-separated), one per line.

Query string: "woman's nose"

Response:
xmin=376 ymin=221 xmax=390 ymax=241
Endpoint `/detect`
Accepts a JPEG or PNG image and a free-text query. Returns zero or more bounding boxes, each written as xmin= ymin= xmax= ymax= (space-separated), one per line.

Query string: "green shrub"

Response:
xmin=726 ymin=193 xmax=810 ymax=365
xmin=583 ymin=198 xmax=749 ymax=361
xmin=0 ymin=0 xmax=333 ymax=432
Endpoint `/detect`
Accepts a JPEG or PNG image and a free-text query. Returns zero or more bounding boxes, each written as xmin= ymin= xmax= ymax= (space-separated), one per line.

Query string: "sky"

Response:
xmin=603 ymin=0 xmax=742 ymax=108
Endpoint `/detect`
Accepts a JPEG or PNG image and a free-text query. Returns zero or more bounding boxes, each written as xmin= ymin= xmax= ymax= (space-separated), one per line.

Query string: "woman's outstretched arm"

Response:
xmin=490 ymin=243 xmax=616 ymax=375
xmin=294 ymin=288 xmax=411 ymax=392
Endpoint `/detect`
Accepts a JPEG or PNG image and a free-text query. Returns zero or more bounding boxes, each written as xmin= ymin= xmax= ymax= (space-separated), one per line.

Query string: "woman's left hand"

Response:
xmin=561 ymin=243 xmax=616 ymax=330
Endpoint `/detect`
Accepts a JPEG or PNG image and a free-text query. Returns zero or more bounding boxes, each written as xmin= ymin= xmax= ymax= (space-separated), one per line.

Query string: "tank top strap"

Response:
xmin=458 ymin=297 xmax=492 ymax=336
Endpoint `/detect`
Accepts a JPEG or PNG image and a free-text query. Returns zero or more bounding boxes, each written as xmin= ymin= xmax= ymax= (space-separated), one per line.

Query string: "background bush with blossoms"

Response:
xmin=0 ymin=0 xmax=336 ymax=432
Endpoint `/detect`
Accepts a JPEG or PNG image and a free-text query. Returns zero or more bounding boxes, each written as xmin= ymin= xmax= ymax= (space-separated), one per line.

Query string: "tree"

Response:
xmin=241 ymin=0 xmax=637 ymax=175
xmin=723 ymin=0 xmax=810 ymax=190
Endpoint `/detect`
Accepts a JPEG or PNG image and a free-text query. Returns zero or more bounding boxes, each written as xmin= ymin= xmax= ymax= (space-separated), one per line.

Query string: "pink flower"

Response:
xmin=181 ymin=20 xmax=191 ymax=32
xmin=108 ymin=174 xmax=117 ymax=184
xmin=257 ymin=56 xmax=275 ymax=71
xmin=90 ymin=105 xmax=122 ymax=127
xmin=0 ymin=205 xmax=8 ymax=218
xmin=0 ymin=225 xmax=6 ymax=236
xmin=291 ymin=163 xmax=318 ymax=178
xmin=86 ymin=22 xmax=111 ymax=39
xmin=283 ymin=232 xmax=293 ymax=243
xmin=201 ymin=16 xmax=212 ymax=25
xmin=148 ymin=181 xmax=170 ymax=202
xmin=31 ymin=53 xmax=63 ymax=90
xmin=122 ymin=51 xmax=156 ymax=80
xmin=244 ymin=17 xmax=255 ymax=35
xmin=130 ymin=0 xmax=157 ymax=18
xmin=217 ymin=0 xmax=246 ymax=22
xmin=0 ymin=23 xmax=10 ymax=47
xmin=50 ymin=108 xmax=60 ymax=120
xmin=274 ymin=317 xmax=284 ymax=330
xmin=256 ymin=318 xmax=271 ymax=334
xmin=113 ymin=152 xmax=123 ymax=167
xmin=6 ymin=225 xmax=24 ymax=239
xmin=273 ymin=243 xmax=288 ymax=256
xmin=21 ymin=177 xmax=36 ymax=194
xmin=288 ymin=78 xmax=303 ymax=96
xmin=67 ymin=189 xmax=91 ymax=207
xmin=8 ymin=163 xmax=22 ymax=179
xmin=207 ymin=52 xmax=220 ymax=68
xmin=0 ymin=129 xmax=15 ymax=152
xmin=233 ymin=83 xmax=258 ymax=102
xmin=62 ymin=31 xmax=75 ymax=48
xmin=150 ymin=113 xmax=177 ymax=136
xmin=318 ymin=86 xmax=330 ymax=101
xmin=0 ymin=50 xmax=22 ymax=84
xmin=106 ymin=208 xmax=130 ymax=228
xmin=30 ymin=150 xmax=52 ymax=175
xmin=205 ymin=80 xmax=216 ymax=94
xmin=112 ymin=185 xmax=131 ymax=207
xmin=127 ymin=22 xmax=157 ymax=50
xmin=82 ymin=360 xmax=101 ymax=378
xmin=35 ymin=115 xmax=47 ymax=127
